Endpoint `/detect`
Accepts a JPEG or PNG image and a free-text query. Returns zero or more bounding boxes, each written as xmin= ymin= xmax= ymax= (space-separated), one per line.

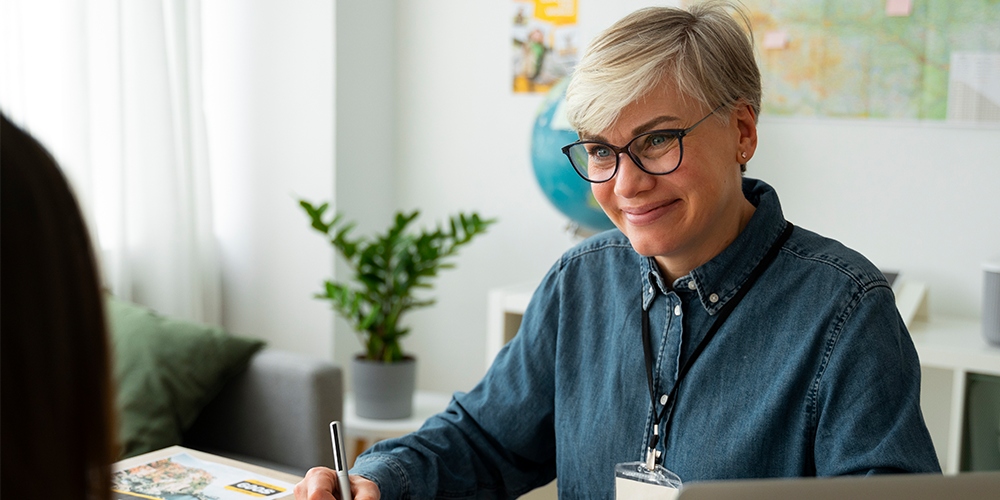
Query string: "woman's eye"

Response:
xmin=647 ymin=134 xmax=668 ymax=148
xmin=589 ymin=145 xmax=612 ymax=158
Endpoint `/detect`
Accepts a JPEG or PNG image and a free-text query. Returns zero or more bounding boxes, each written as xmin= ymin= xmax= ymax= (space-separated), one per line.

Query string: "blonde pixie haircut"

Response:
xmin=565 ymin=1 xmax=760 ymax=138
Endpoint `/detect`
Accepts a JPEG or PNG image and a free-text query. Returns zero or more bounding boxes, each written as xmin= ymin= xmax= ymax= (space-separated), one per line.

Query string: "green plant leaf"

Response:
xmin=359 ymin=303 xmax=382 ymax=331
xmin=300 ymin=202 xmax=496 ymax=361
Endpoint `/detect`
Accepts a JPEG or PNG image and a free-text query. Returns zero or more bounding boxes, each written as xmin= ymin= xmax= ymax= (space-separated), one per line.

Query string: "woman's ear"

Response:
xmin=734 ymin=103 xmax=758 ymax=164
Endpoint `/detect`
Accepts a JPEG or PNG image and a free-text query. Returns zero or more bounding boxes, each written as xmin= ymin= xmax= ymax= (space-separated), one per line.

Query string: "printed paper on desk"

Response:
xmin=112 ymin=452 xmax=295 ymax=499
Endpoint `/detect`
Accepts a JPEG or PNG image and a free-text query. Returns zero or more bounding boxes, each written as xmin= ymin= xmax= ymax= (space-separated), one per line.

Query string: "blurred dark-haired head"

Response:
xmin=1 ymin=112 xmax=116 ymax=500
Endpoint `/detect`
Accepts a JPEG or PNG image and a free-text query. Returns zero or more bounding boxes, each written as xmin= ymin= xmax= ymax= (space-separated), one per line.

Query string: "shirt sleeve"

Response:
xmin=350 ymin=263 xmax=564 ymax=499
xmin=812 ymin=282 xmax=941 ymax=475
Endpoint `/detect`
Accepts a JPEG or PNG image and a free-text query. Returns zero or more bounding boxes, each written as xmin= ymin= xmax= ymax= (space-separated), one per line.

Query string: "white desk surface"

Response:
xmin=909 ymin=317 xmax=1000 ymax=376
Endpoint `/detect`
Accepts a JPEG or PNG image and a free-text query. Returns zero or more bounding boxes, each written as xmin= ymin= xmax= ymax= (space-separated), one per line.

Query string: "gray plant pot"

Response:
xmin=351 ymin=356 xmax=416 ymax=419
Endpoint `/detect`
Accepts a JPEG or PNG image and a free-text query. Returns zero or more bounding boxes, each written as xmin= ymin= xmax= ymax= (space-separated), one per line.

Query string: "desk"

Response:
xmin=910 ymin=317 xmax=1000 ymax=473
xmin=343 ymin=391 xmax=453 ymax=465
xmin=113 ymin=446 xmax=300 ymax=499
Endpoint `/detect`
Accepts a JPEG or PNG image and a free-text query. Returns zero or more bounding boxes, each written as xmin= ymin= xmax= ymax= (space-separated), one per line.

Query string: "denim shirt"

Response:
xmin=351 ymin=178 xmax=940 ymax=499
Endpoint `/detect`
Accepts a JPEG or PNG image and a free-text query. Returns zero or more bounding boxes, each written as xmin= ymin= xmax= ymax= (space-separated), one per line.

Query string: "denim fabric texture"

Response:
xmin=350 ymin=178 xmax=941 ymax=499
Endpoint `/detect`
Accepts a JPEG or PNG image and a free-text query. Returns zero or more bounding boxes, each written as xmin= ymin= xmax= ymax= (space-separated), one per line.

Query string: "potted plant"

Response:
xmin=299 ymin=200 xmax=495 ymax=419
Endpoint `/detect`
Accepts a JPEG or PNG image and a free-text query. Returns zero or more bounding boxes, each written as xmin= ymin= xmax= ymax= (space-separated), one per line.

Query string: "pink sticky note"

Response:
xmin=762 ymin=31 xmax=789 ymax=50
xmin=886 ymin=0 xmax=912 ymax=17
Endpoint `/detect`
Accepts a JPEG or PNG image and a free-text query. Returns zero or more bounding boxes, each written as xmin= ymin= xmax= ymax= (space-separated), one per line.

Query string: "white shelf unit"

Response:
xmin=911 ymin=317 xmax=1000 ymax=474
xmin=485 ymin=282 xmax=537 ymax=369
xmin=485 ymin=281 xmax=557 ymax=500
xmin=342 ymin=391 xmax=452 ymax=467
xmin=487 ymin=283 xmax=1000 ymax=475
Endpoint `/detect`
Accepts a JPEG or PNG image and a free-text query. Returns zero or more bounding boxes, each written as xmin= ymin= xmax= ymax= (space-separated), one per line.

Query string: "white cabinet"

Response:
xmin=486 ymin=284 xmax=1000 ymax=475
xmin=485 ymin=282 xmax=537 ymax=368
xmin=485 ymin=281 xmax=556 ymax=499
xmin=342 ymin=391 xmax=453 ymax=467
xmin=911 ymin=317 xmax=1000 ymax=473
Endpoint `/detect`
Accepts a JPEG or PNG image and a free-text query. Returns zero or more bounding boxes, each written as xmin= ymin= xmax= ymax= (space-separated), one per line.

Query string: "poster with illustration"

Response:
xmin=112 ymin=453 xmax=295 ymax=500
xmin=512 ymin=0 xmax=579 ymax=93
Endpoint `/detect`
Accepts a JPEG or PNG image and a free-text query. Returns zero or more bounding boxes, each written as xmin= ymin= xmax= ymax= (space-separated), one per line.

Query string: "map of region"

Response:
xmin=732 ymin=0 xmax=1000 ymax=121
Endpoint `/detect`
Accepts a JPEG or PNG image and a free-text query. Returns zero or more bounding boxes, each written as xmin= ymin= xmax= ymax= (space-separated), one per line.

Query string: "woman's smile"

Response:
xmin=619 ymin=199 xmax=680 ymax=226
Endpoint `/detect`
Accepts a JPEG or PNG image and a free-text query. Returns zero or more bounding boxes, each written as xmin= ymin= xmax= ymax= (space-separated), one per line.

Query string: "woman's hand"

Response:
xmin=294 ymin=467 xmax=380 ymax=500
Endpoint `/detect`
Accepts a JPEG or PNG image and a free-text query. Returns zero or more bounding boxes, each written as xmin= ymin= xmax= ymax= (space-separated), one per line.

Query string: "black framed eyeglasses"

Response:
xmin=561 ymin=105 xmax=724 ymax=183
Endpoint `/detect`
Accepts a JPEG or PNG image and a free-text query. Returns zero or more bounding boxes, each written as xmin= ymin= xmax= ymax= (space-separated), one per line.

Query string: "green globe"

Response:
xmin=531 ymin=78 xmax=615 ymax=234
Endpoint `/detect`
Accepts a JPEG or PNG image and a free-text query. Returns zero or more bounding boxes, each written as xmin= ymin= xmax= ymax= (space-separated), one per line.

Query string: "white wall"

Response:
xmin=752 ymin=118 xmax=1000 ymax=318
xmin=199 ymin=0 xmax=999 ymax=395
xmin=331 ymin=0 xmax=397 ymax=383
xmin=391 ymin=0 xmax=678 ymax=393
xmin=386 ymin=0 xmax=1000 ymax=394
xmin=202 ymin=0 xmax=335 ymax=357
xmin=391 ymin=0 xmax=565 ymax=394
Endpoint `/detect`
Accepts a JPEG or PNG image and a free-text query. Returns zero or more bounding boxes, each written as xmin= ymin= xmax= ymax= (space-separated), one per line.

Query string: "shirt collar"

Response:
xmin=641 ymin=177 xmax=787 ymax=314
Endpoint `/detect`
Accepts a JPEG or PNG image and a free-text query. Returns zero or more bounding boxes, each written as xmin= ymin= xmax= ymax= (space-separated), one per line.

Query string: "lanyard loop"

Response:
xmin=642 ymin=221 xmax=794 ymax=465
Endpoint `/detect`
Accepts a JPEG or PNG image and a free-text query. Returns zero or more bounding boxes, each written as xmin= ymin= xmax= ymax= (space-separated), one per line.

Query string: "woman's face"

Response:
xmin=588 ymin=80 xmax=758 ymax=279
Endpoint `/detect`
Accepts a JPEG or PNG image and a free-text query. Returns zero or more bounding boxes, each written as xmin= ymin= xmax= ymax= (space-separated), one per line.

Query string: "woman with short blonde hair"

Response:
xmin=566 ymin=2 xmax=761 ymax=139
xmin=296 ymin=3 xmax=940 ymax=498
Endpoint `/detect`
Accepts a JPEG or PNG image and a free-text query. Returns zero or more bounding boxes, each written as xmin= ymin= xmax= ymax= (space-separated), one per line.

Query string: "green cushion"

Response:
xmin=107 ymin=296 xmax=265 ymax=458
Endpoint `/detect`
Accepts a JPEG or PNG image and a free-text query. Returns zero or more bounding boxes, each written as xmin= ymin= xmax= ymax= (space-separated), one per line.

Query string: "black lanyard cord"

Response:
xmin=643 ymin=221 xmax=794 ymax=460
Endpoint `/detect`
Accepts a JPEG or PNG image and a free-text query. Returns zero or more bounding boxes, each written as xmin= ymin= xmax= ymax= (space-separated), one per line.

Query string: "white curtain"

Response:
xmin=0 ymin=0 xmax=221 ymax=325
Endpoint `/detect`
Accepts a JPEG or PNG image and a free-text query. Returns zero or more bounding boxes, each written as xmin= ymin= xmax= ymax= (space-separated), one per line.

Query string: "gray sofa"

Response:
xmin=181 ymin=349 xmax=343 ymax=476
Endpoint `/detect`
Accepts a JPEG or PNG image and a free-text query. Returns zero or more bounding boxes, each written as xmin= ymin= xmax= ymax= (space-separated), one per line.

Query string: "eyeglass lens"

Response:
xmin=566 ymin=130 xmax=682 ymax=182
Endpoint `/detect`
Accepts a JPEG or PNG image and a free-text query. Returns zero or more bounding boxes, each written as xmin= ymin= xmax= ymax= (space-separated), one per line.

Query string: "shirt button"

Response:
xmin=709 ymin=293 xmax=720 ymax=303
xmin=660 ymin=394 xmax=669 ymax=405
xmin=649 ymin=286 xmax=654 ymax=294
xmin=687 ymin=281 xmax=697 ymax=290
xmin=673 ymin=305 xmax=682 ymax=316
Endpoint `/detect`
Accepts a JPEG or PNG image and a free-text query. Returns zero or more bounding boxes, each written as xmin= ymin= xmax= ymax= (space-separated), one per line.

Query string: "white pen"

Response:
xmin=330 ymin=421 xmax=353 ymax=500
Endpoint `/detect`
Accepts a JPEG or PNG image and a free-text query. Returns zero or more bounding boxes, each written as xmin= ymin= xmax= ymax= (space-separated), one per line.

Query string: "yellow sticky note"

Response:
xmin=533 ymin=0 xmax=577 ymax=25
